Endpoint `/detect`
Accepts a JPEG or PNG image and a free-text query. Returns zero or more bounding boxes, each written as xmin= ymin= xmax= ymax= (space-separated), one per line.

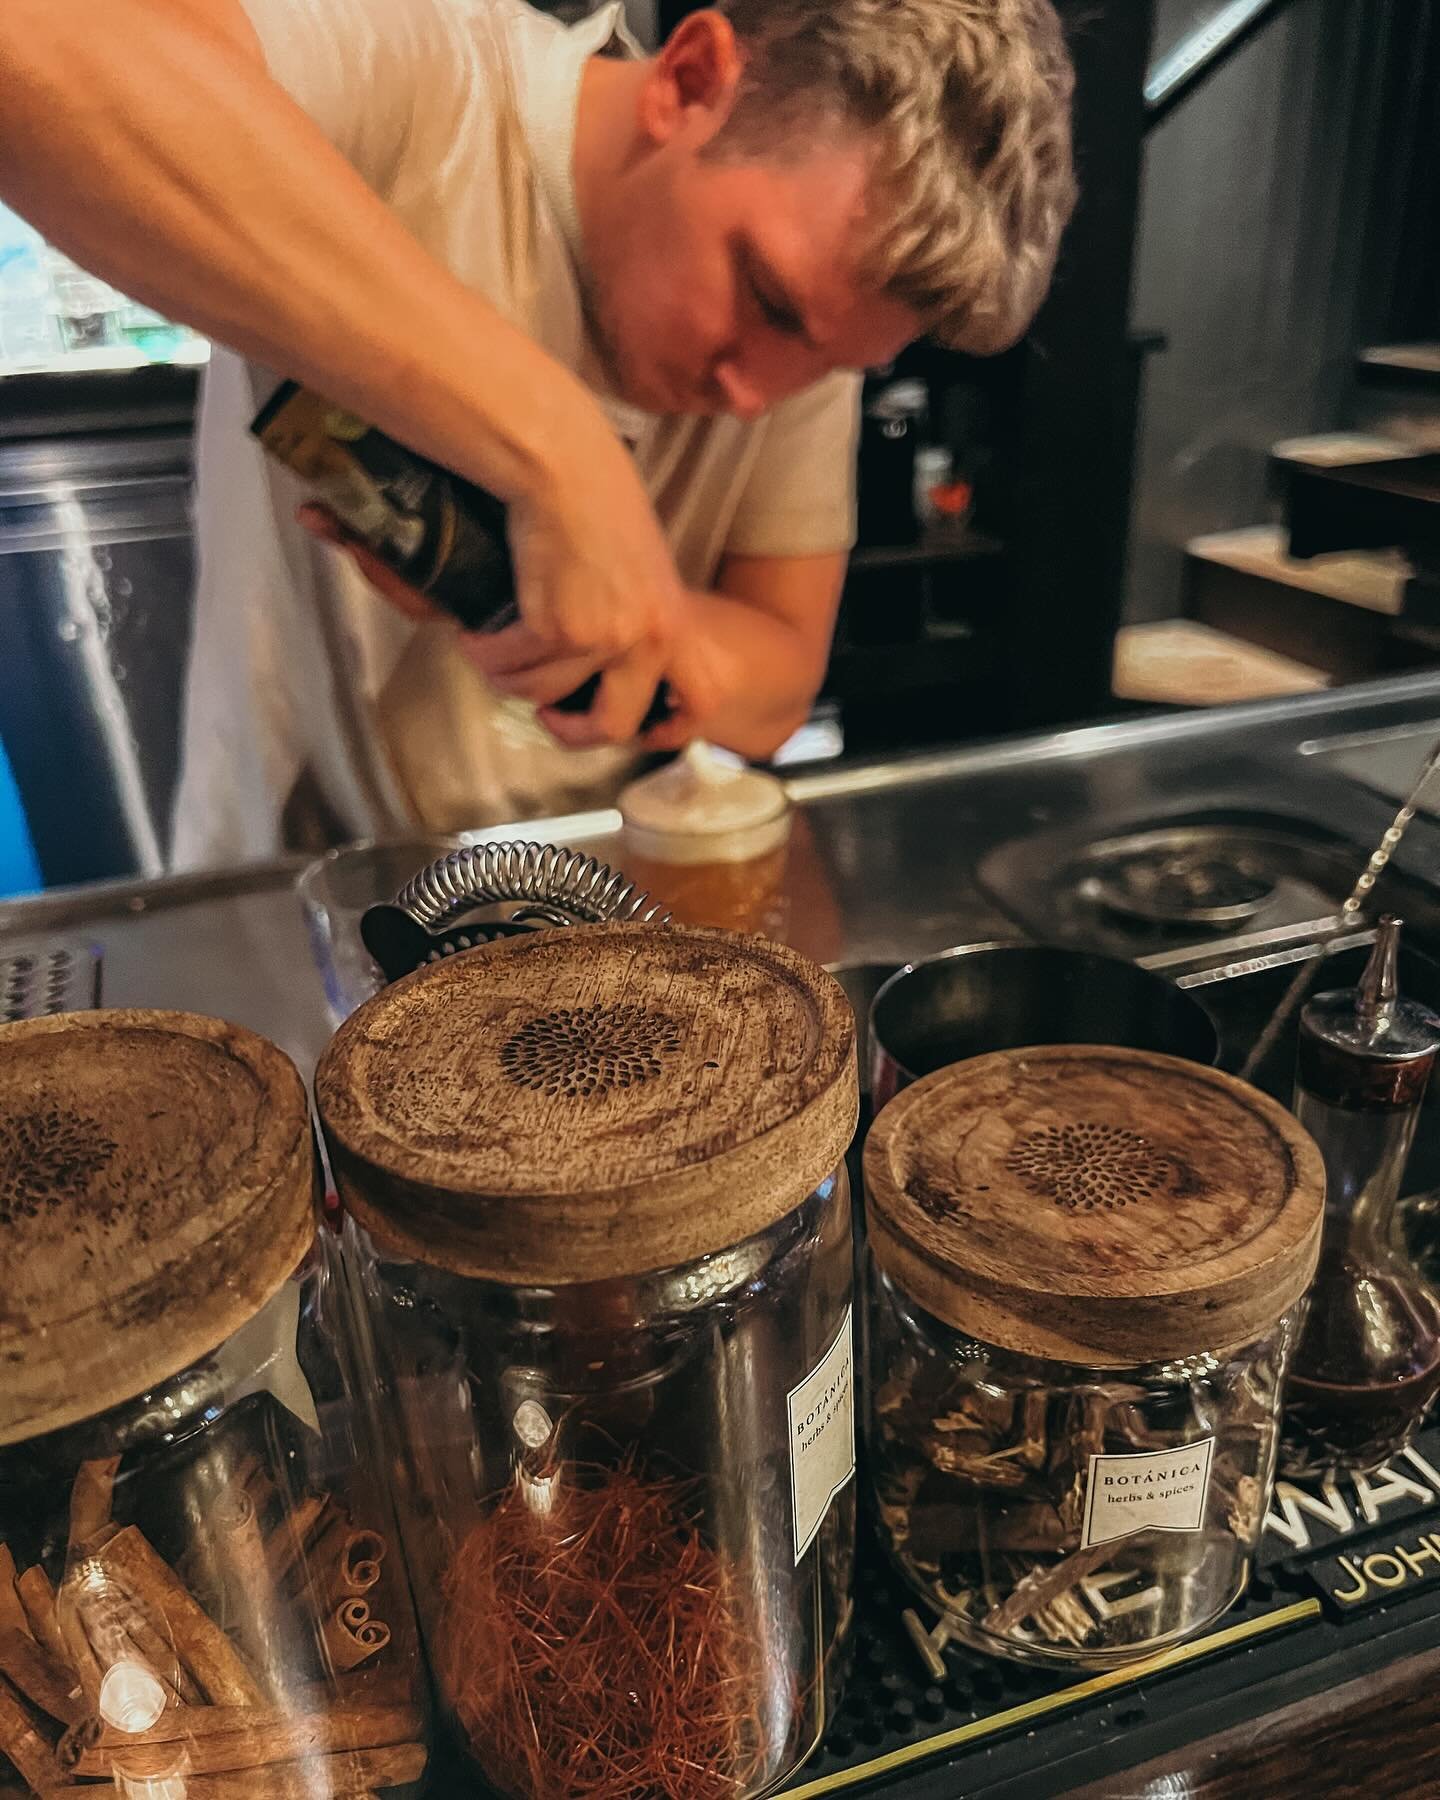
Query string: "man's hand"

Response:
xmin=299 ymin=505 xmax=442 ymax=622
xmin=477 ymin=419 xmax=694 ymax=745
xmin=646 ymin=551 xmax=846 ymax=761
xmin=305 ymin=505 xmax=843 ymax=760
xmin=299 ymin=417 xmax=696 ymax=743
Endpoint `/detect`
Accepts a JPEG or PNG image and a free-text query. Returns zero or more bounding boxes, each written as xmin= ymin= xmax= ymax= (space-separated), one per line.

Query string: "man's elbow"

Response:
xmin=715 ymin=705 xmax=813 ymax=765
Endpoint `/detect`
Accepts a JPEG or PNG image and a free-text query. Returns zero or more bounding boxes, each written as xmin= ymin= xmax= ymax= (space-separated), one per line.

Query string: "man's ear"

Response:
xmin=637 ymin=10 xmax=745 ymax=149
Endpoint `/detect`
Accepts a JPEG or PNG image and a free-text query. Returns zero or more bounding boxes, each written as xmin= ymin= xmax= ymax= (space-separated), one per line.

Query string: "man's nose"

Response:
xmin=711 ymin=358 xmax=768 ymax=421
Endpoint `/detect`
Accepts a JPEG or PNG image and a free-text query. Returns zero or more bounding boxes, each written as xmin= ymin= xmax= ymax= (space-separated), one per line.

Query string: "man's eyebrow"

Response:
xmin=742 ymin=242 xmax=820 ymax=347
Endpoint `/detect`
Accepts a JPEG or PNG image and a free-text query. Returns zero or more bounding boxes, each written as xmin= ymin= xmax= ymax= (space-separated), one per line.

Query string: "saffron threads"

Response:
xmin=435 ymin=1459 xmax=770 ymax=1800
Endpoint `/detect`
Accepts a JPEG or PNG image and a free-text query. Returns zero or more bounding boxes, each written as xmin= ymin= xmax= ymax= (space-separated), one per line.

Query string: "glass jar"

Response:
xmin=1281 ymin=923 xmax=1440 ymax=1476
xmin=868 ymin=1267 xmax=1300 ymax=1668
xmin=864 ymin=1045 xmax=1324 ymax=1670
xmin=0 ymin=1010 xmax=430 ymax=1798
xmin=317 ymin=924 xmax=859 ymax=1800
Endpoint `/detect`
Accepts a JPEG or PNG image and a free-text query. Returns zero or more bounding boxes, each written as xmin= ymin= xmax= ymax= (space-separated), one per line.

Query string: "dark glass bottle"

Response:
xmin=1281 ymin=918 xmax=1440 ymax=1476
xmin=250 ymin=382 xmax=670 ymax=727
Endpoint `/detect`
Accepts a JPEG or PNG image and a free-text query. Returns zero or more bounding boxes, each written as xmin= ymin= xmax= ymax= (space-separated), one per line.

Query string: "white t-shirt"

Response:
xmin=172 ymin=0 xmax=860 ymax=869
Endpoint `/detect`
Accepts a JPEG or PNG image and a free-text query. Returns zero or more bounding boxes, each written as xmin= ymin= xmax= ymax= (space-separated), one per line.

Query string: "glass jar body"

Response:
xmin=357 ymin=1169 xmax=855 ymax=1800
xmin=0 ymin=1230 xmax=430 ymax=1797
xmin=866 ymin=1263 xmax=1299 ymax=1670
xmin=1282 ymin=1086 xmax=1440 ymax=1476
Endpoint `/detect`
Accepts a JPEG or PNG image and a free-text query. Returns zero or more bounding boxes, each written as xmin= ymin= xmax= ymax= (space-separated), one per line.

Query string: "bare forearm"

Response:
xmin=680 ymin=591 xmax=829 ymax=760
xmin=0 ymin=0 xmax=593 ymax=502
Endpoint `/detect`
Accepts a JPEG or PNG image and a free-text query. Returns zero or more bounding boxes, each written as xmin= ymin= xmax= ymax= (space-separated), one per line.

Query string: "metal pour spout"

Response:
xmin=1355 ymin=915 xmax=1401 ymax=1038
xmin=1297 ymin=915 xmax=1440 ymax=1111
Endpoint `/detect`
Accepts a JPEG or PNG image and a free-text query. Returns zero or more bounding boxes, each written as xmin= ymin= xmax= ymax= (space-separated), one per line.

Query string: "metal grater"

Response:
xmin=1 ymin=940 xmax=103 ymax=1022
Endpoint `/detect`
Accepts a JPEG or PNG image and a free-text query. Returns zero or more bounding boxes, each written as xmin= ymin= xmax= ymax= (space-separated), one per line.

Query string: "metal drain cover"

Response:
xmin=1 ymin=940 xmax=103 ymax=1022
xmin=1087 ymin=849 xmax=1277 ymax=928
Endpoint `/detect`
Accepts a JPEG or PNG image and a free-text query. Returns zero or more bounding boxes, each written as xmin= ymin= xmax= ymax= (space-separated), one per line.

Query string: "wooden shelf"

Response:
xmin=849 ymin=526 xmax=1001 ymax=571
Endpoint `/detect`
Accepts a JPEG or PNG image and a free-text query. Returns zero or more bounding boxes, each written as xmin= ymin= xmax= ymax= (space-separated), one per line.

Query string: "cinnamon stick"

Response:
xmin=265 ymin=1493 xmax=333 ymax=1590
xmin=212 ymin=1489 xmax=273 ymax=1678
xmin=14 ymin=1570 xmax=66 ymax=1670
xmin=180 ymin=1742 xmax=427 ymax=1799
xmin=73 ymin=1701 xmax=422 ymax=1778
xmin=67 ymin=1458 xmax=121 ymax=1559
xmin=315 ymin=1524 xmax=389 ymax=1613
xmin=0 ymin=1673 xmax=62 ymax=1794
xmin=82 ymin=1584 xmax=201 ymax=1707
xmin=320 ymin=1597 xmax=391 ymax=1673
xmin=338 ymin=1529 xmax=387 ymax=1596
xmin=55 ymin=1715 xmax=103 ymax=1778
xmin=53 ymin=1587 xmax=103 ymax=1708
xmin=0 ymin=1549 xmax=31 ymax=1645
xmin=0 ymin=1627 xmax=85 ymax=1727
xmin=307 ymin=1664 xmax=414 ymax=1711
xmin=234 ymin=1453 xmax=278 ymax=1522
xmin=94 ymin=1527 xmax=263 ymax=1707
xmin=108 ymin=1627 xmax=185 ymax=1710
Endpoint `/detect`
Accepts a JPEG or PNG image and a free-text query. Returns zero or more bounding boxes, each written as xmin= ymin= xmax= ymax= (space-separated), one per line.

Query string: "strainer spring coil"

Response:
xmin=393 ymin=841 xmax=672 ymax=932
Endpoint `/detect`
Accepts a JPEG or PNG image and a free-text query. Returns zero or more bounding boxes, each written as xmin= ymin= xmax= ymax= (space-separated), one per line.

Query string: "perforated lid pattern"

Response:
xmin=500 ymin=1004 xmax=682 ymax=1099
xmin=0 ymin=1106 xmax=118 ymax=1227
xmin=864 ymin=1045 xmax=1324 ymax=1365
xmin=316 ymin=925 xmax=858 ymax=1284
xmin=1007 ymin=1121 xmax=1172 ymax=1212
xmin=0 ymin=1010 xmax=315 ymax=1446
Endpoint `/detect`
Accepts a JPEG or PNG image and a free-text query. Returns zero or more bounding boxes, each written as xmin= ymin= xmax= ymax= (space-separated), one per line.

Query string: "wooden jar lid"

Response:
xmin=864 ymin=1045 xmax=1324 ymax=1365
xmin=315 ymin=925 xmax=857 ymax=1283
xmin=0 ymin=1010 xmax=316 ymax=1447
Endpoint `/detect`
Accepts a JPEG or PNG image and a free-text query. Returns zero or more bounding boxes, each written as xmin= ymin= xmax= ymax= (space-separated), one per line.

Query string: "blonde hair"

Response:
xmin=713 ymin=0 xmax=1077 ymax=353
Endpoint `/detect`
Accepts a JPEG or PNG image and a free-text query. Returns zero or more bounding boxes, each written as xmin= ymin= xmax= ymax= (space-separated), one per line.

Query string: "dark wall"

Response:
xmin=1126 ymin=0 xmax=1438 ymax=626
xmin=988 ymin=0 xmax=1155 ymax=728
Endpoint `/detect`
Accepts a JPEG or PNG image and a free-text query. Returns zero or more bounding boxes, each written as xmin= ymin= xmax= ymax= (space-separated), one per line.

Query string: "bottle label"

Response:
xmin=249 ymin=382 xmax=515 ymax=630
xmin=1082 ymin=1436 xmax=1216 ymax=1548
xmin=787 ymin=1308 xmax=856 ymax=1562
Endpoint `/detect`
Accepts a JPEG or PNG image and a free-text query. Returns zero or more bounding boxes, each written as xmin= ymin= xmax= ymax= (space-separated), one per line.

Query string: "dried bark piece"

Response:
xmin=0 ymin=1626 xmax=86 ymax=1726
xmin=67 ymin=1458 xmax=122 ymax=1559
xmin=927 ymin=1433 xmax=1036 ymax=1489
xmin=908 ymin=1498 xmax=1071 ymax=1562
xmin=0 ymin=1550 xmax=31 ymax=1646
xmin=1031 ymin=1585 xmax=1094 ymax=1647
xmin=983 ymin=1543 xmax=1118 ymax=1638
xmin=320 ymin=1599 xmax=391 ymax=1674
xmin=0 ymin=1673 xmax=62 ymax=1794
xmin=53 ymin=1586 xmax=103 ymax=1708
xmin=211 ymin=1488 xmax=274 ymax=1680
xmin=1016 ymin=1389 xmax=1051 ymax=1470
xmin=180 ymin=1742 xmax=426 ymax=1799
xmin=14 ymin=1570 xmax=67 ymax=1671
xmin=93 ymin=1527 xmax=263 ymax=1707
xmin=1054 ymin=1393 xmax=1111 ymax=1538
xmin=72 ymin=1701 xmax=422 ymax=1779
xmin=265 ymin=1493 xmax=334 ymax=1591
xmin=75 ymin=1578 xmax=201 ymax=1708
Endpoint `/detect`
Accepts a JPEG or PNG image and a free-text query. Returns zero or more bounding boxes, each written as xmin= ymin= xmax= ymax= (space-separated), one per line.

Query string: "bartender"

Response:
xmin=0 ymin=0 xmax=1075 ymax=867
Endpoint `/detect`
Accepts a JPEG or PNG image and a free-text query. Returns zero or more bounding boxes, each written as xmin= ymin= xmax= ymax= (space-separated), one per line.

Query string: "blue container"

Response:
xmin=0 ymin=737 xmax=41 ymax=896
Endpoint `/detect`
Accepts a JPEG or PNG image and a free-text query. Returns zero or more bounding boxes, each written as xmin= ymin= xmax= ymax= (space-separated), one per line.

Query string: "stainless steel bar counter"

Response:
xmin=7 ymin=670 xmax=1440 ymax=1067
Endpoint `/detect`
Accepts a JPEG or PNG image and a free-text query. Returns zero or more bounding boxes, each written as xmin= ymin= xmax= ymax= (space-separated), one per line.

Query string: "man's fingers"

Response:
xmin=297 ymin=502 xmax=346 ymax=544
xmin=457 ymin=620 xmax=573 ymax=678
xmin=296 ymin=505 xmax=443 ymax=624
xmin=639 ymin=712 xmax=697 ymax=753
xmin=482 ymin=654 xmax=604 ymax=708
xmin=539 ymin=646 xmax=665 ymax=748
